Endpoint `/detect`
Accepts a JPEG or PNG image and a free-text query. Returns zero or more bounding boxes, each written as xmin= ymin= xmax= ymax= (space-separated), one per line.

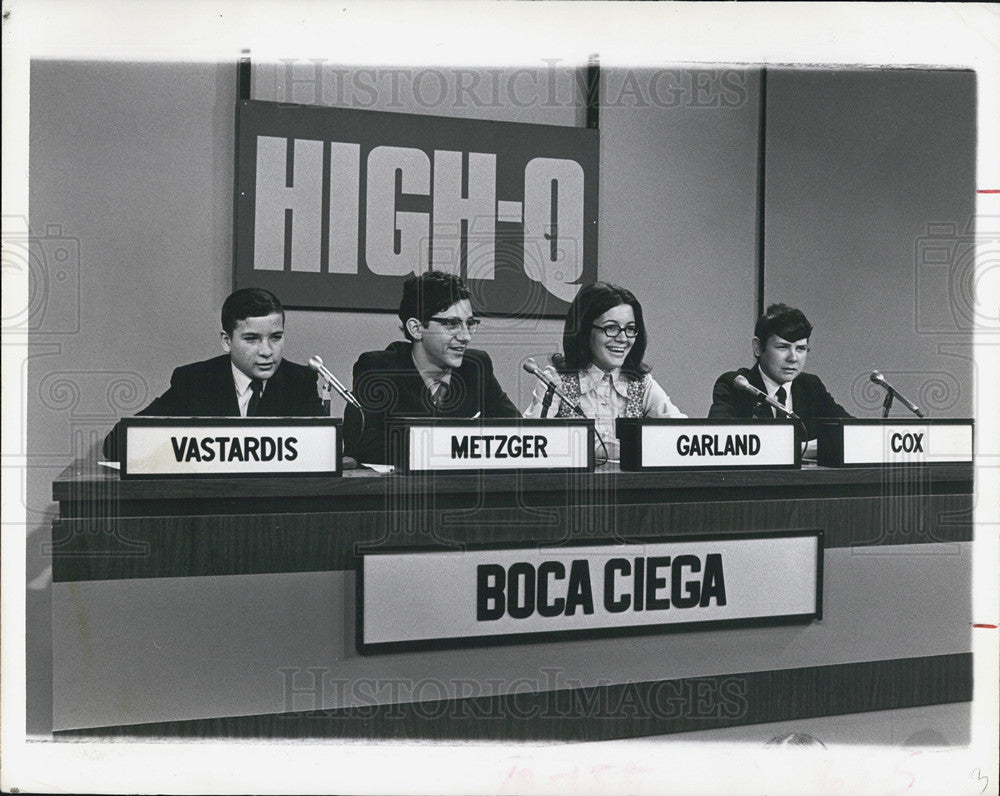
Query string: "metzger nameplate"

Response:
xmin=387 ymin=418 xmax=594 ymax=473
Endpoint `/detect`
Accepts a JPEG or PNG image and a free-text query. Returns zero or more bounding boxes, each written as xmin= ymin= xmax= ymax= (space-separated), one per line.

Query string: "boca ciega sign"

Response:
xmin=358 ymin=531 xmax=823 ymax=652
xmin=234 ymin=100 xmax=599 ymax=315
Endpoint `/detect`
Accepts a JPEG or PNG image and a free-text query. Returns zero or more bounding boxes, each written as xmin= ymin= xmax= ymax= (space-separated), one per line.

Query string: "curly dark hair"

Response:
xmin=397 ymin=270 xmax=472 ymax=341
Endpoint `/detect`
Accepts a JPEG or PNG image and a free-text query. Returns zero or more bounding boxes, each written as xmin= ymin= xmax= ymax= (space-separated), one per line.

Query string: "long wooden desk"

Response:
xmin=50 ymin=459 xmax=973 ymax=739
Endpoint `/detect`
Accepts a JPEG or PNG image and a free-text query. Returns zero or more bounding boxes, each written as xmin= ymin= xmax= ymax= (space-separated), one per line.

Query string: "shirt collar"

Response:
xmin=756 ymin=364 xmax=788 ymax=397
xmin=580 ymin=364 xmax=629 ymax=398
xmin=231 ymin=363 xmax=258 ymax=396
xmin=411 ymin=351 xmax=453 ymax=392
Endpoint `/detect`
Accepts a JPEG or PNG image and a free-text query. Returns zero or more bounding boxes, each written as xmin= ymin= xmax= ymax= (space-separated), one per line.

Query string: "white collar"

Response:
xmin=757 ymin=364 xmax=790 ymax=398
xmin=411 ymin=351 xmax=453 ymax=392
xmin=231 ymin=363 xmax=259 ymax=396
xmin=579 ymin=364 xmax=629 ymax=398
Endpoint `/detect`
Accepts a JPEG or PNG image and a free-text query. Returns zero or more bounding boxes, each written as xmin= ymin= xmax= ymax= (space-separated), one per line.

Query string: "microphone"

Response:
xmin=732 ymin=374 xmax=801 ymax=420
xmin=869 ymin=371 xmax=924 ymax=418
xmin=309 ymin=356 xmax=362 ymax=410
xmin=523 ymin=358 xmax=586 ymax=417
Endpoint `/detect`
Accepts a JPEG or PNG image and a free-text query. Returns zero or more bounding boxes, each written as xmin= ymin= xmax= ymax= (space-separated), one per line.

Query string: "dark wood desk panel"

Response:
xmin=51 ymin=493 xmax=972 ymax=582
xmin=54 ymin=459 xmax=973 ymax=516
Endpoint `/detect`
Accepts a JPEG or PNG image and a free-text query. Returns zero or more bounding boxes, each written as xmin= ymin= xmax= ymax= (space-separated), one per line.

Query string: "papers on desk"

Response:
xmin=362 ymin=463 xmax=395 ymax=474
xmin=97 ymin=460 xmax=121 ymax=470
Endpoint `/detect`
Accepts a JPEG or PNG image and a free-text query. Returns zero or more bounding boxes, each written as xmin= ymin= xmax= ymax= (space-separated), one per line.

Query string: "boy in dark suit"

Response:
xmin=102 ymin=288 xmax=324 ymax=459
xmin=344 ymin=270 xmax=520 ymax=464
xmin=708 ymin=303 xmax=851 ymax=441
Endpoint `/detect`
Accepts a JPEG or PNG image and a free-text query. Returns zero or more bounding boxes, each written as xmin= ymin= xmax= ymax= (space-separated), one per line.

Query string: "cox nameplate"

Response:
xmin=617 ymin=419 xmax=801 ymax=471
xmin=817 ymin=419 xmax=973 ymax=467
xmin=391 ymin=419 xmax=594 ymax=472
xmin=359 ymin=532 xmax=822 ymax=651
xmin=122 ymin=417 xmax=341 ymax=478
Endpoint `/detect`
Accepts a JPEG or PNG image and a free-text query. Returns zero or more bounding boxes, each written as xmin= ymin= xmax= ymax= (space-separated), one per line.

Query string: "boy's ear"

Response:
xmin=405 ymin=318 xmax=424 ymax=340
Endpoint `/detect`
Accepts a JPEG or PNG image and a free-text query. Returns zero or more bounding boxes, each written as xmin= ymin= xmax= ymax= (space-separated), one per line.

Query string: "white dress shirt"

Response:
xmin=758 ymin=366 xmax=794 ymax=418
xmin=231 ymin=364 xmax=265 ymax=417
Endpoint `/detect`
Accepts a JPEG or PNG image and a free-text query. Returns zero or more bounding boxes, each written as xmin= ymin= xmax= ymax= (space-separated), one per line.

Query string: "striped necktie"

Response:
xmin=431 ymin=381 xmax=448 ymax=410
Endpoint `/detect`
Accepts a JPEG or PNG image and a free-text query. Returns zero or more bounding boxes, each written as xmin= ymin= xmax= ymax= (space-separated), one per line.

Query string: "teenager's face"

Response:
xmin=754 ymin=334 xmax=809 ymax=384
xmin=589 ymin=303 xmax=636 ymax=372
xmin=221 ymin=312 xmax=285 ymax=380
xmin=410 ymin=299 xmax=474 ymax=371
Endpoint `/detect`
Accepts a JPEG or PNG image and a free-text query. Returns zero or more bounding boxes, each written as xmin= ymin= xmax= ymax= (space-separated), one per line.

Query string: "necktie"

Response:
xmin=774 ymin=386 xmax=787 ymax=418
xmin=431 ymin=381 xmax=448 ymax=410
xmin=247 ymin=378 xmax=263 ymax=417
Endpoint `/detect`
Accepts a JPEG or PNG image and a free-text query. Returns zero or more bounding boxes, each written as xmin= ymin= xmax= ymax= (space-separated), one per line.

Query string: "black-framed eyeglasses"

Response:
xmin=428 ymin=317 xmax=482 ymax=334
xmin=592 ymin=322 xmax=639 ymax=339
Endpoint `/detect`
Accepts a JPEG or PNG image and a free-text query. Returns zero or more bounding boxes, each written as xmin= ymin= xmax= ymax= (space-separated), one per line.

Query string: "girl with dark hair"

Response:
xmin=524 ymin=282 xmax=685 ymax=458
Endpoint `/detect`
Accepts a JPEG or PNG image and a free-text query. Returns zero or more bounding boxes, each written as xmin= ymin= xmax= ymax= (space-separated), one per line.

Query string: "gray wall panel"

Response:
xmin=762 ymin=69 xmax=976 ymax=420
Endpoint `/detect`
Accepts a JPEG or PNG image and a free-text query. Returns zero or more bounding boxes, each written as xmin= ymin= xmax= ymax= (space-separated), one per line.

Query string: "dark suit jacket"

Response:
xmin=708 ymin=364 xmax=852 ymax=440
xmin=343 ymin=341 xmax=520 ymax=464
xmin=102 ymin=354 xmax=325 ymax=459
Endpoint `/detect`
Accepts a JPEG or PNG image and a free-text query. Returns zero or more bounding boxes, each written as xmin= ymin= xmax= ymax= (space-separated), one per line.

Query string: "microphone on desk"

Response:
xmin=869 ymin=371 xmax=924 ymax=418
xmin=309 ymin=356 xmax=362 ymax=410
xmin=523 ymin=358 xmax=586 ymax=417
xmin=732 ymin=374 xmax=801 ymax=420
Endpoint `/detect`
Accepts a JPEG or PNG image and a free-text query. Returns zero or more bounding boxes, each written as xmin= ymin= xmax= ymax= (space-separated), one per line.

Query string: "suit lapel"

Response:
xmin=258 ymin=362 xmax=285 ymax=415
xmin=791 ymin=377 xmax=810 ymax=423
xmin=395 ymin=343 xmax=436 ymax=413
xmin=212 ymin=356 xmax=241 ymax=416
xmin=746 ymin=364 xmax=771 ymax=417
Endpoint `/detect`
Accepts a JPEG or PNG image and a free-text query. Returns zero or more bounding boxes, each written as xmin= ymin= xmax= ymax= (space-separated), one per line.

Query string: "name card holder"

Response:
xmin=616 ymin=418 xmax=803 ymax=471
xmin=358 ymin=530 xmax=823 ymax=653
xmin=387 ymin=418 xmax=595 ymax=474
xmin=816 ymin=419 xmax=974 ymax=467
xmin=121 ymin=417 xmax=342 ymax=479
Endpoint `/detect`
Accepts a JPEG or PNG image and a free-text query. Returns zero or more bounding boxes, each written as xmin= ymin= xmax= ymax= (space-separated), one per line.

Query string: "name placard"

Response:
xmin=122 ymin=417 xmax=342 ymax=478
xmin=358 ymin=531 xmax=823 ymax=652
xmin=817 ymin=419 xmax=974 ymax=467
xmin=387 ymin=418 xmax=594 ymax=473
xmin=616 ymin=419 xmax=802 ymax=471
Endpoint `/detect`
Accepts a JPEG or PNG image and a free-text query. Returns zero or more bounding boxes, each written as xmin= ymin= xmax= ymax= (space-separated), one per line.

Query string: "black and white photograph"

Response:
xmin=2 ymin=2 xmax=998 ymax=794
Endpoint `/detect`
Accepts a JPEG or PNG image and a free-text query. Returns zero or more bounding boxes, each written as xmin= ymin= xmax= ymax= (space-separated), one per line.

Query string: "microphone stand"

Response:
xmin=881 ymin=390 xmax=894 ymax=419
xmin=870 ymin=371 xmax=924 ymax=418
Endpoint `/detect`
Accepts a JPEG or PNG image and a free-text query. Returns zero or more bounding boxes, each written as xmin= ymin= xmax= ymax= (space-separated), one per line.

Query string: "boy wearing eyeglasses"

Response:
xmin=523 ymin=282 xmax=686 ymax=460
xmin=708 ymin=303 xmax=851 ymax=440
xmin=343 ymin=270 xmax=520 ymax=464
